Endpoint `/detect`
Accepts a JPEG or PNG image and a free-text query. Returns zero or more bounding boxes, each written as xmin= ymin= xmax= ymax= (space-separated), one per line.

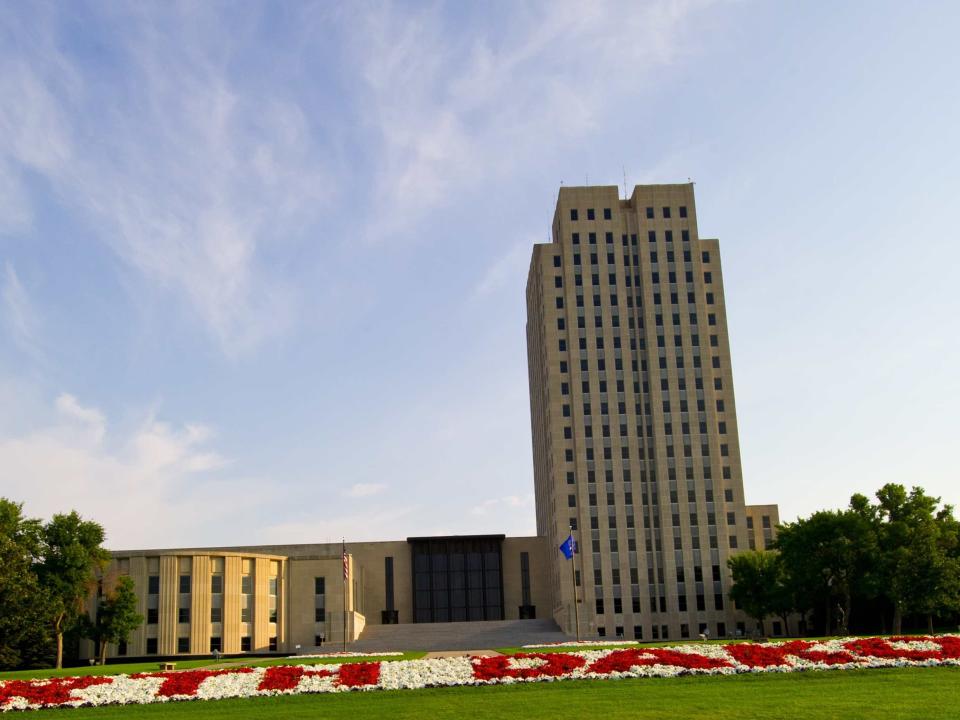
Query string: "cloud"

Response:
xmin=0 ymin=392 xmax=247 ymax=548
xmin=1 ymin=262 xmax=40 ymax=356
xmin=344 ymin=483 xmax=387 ymax=498
xmin=471 ymin=239 xmax=535 ymax=301
xmin=0 ymin=7 xmax=333 ymax=354
xmin=55 ymin=393 xmax=106 ymax=444
xmin=349 ymin=0 xmax=715 ymax=238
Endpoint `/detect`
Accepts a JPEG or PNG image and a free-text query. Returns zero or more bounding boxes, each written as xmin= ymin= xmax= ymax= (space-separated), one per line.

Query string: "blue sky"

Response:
xmin=1 ymin=1 xmax=958 ymax=549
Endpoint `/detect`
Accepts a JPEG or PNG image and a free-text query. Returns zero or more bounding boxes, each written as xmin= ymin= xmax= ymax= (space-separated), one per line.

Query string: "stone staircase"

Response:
xmin=348 ymin=618 xmax=570 ymax=652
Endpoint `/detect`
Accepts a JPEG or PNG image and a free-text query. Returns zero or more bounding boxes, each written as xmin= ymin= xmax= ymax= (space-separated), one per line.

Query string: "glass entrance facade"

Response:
xmin=409 ymin=536 xmax=504 ymax=623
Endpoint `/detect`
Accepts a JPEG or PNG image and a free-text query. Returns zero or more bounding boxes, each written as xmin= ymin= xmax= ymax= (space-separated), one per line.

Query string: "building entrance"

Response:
xmin=408 ymin=535 xmax=504 ymax=623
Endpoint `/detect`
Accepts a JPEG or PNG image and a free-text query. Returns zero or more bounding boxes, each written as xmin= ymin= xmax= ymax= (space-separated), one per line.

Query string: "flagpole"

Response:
xmin=570 ymin=525 xmax=580 ymax=642
xmin=342 ymin=538 xmax=347 ymax=652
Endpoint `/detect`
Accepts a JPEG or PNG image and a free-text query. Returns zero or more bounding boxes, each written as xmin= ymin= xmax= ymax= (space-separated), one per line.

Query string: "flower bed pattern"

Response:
xmin=2 ymin=635 xmax=959 ymax=711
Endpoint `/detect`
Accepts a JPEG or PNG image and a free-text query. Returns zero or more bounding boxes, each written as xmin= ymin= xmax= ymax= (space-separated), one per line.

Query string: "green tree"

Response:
xmin=727 ymin=550 xmax=783 ymax=636
xmin=0 ymin=499 xmax=50 ymax=670
xmin=773 ymin=509 xmax=876 ymax=635
xmin=36 ymin=512 xmax=110 ymax=668
xmin=872 ymin=484 xmax=953 ymax=634
xmin=82 ymin=574 xmax=143 ymax=665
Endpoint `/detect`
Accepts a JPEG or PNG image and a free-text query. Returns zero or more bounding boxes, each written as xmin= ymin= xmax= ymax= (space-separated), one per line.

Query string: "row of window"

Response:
xmin=568 ymin=230 xmax=691 ymax=247
xmin=596 ymin=620 xmax=776 ymax=642
xmin=568 ymin=206 xmax=689 ymax=222
xmin=139 ymin=636 xmax=278 ymax=655
xmin=146 ymin=574 xmax=276 ymax=595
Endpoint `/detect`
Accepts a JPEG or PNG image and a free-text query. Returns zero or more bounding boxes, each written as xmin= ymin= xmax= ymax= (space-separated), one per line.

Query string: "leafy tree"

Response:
xmin=36 ymin=512 xmax=110 ymax=668
xmin=872 ymin=484 xmax=953 ymax=633
xmin=0 ymin=499 xmax=50 ymax=670
xmin=82 ymin=574 xmax=143 ymax=665
xmin=773 ymin=509 xmax=877 ymax=634
xmin=727 ymin=550 xmax=783 ymax=636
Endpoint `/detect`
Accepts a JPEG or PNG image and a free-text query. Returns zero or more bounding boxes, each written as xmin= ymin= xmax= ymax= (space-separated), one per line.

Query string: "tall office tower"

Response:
xmin=527 ymin=183 xmax=769 ymax=641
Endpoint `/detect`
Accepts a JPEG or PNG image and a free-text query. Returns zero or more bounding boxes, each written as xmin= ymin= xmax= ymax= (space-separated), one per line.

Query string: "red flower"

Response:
xmin=258 ymin=665 xmax=335 ymax=691
xmin=336 ymin=662 xmax=381 ymax=687
xmin=472 ymin=653 xmax=586 ymax=681
xmin=131 ymin=667 xmax=255 ymax=697
xmin=725 ymin=643 xmax=791 ymax=668
xmin=0 ymin=676 xmax=113 ymax=708
xmin=587 ymin=649 xmax=730 ymax=674
xmin=844 ymin=638 xmax=940 ymax=662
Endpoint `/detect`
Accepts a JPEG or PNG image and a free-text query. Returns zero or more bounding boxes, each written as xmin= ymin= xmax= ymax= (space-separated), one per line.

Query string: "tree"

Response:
xmin=0 ymin=499 xmax=50 ymax=670
xmin=872 ymin=484 xmax=953 ymax=633
xmin=36 ymin=512 xmax=110 ymax=668
xmin=773 ymin=509 xmax=876 ymax=635
xmin=727 ymin=550 xmax=783 ymax=636
xmin=82 ymin=575 xmax=143 ymax=665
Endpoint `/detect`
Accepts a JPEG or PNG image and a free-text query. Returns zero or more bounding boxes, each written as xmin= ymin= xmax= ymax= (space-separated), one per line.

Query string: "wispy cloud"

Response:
xmin=0 ymin=392 xmax=245 ymax=548
xmin=349 ymin=0 xmax=714 ymax=239
xmin=0 ymin=7 xmax=334 ymax=355
xmin=344 ymin=482 xmax=387 ymax=498
xmin=469 ymin=494 xmax=534 ymax=517
xmin=1 ymin=262 xmax=40 ymax=356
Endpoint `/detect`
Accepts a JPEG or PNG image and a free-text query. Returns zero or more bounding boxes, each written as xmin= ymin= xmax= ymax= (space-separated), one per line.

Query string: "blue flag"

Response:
xmin=559 ymin=534 xmax=576 ymax=559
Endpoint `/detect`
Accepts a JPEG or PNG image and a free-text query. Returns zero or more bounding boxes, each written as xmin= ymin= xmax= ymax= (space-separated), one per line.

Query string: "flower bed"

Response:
xmin=293 ymin=652 xmax=404 ymax=659
xmin=2 ymin=635 xmax=958 ymax=711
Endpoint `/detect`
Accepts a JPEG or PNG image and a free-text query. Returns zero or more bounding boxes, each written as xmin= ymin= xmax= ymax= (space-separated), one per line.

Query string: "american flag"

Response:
xmin=342 ymin=545 xmax=349 ymax=580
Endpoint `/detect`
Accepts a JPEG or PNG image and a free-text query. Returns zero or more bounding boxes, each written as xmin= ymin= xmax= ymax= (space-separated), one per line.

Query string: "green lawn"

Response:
xmin=0 ymin=653 xmax=425 ymax=681
xmin=22 ymin=666 xmax=960 ymax=719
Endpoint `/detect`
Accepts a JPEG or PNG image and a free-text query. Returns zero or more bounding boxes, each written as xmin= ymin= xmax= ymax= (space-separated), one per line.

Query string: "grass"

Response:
xmin=0 ymin=653 xmax=426 ymax=681
xmin=23 ymin=666 xmax=960 ymax=719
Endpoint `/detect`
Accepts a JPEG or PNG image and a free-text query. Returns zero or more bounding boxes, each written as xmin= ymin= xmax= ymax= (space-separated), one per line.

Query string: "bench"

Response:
xmin=159 ymin=662 xmax=177 ymax=671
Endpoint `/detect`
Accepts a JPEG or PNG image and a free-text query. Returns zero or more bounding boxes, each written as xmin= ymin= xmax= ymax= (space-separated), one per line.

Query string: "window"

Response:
xmin=146 ymin=638 xmax=158 ymax=655
xmin=118 ymin=640 xmax=127 ymax=656
xmin=587 ymin=208 xmax=595 ymax=220
xmin=241 ymin=606 xmax=251 ymax=622
xmin=596 ymin=599 xmax=604 ymax=614
xmin=679 ymin=206 xmax=688 ymax=218
xmin=572 ymin=232 xmax=580 ymax=244
xmin=178 ymin=607 xmax=190 ymax=624
xmin=211 ymin=607 xmax=222 ymax=623
xmin=556 ymin=297 xmax=564 ymax=309
xmin=177 ymin=637 xmax=190 ymax=653
xmin=147 ymin=608 xmax=158 ymax=624
xmin=241 ymin=636 xmax=252 ymax=652
xmin=179 ymin=574 xmax=191 ymax=594
xmin=662 ymin=207 xmax=671 ymax=219
xmin=553 ymin=255 xmax=561 ymax=267
xmin=570 ymin=209 xmax=579 ymax=221
xmin=762 ymin=515 xmax=772 ymax=529
xmin=704 ymin=272 xmax=713 ymax=284
xmin=269 ymin=636 xmax=278 ymax=652
xmin=211 ymin=575 xmax=223 ymax=594
xmin=646 ymin=207 xmax=654 ymax=219
xmin=210 ymin=637 xmax=222 ymax=652
xmin=555 ymin=276 xmax=563 ymax=288
xmin=148 ymin=576 xmax=160 ymax=594
xmin=702 ymin=251 xmax=710 ymax=263
xmin=603 ymin=208 xmax=612 ymax=220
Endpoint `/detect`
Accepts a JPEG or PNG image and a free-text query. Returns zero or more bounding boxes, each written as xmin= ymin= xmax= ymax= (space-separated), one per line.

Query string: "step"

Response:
xmin=349 ymin=618 xmax=571 ymax=652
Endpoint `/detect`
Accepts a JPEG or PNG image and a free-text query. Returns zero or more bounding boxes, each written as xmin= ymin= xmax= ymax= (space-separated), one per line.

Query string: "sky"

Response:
xmin=1 ymin=0 xmax=958 ymax=550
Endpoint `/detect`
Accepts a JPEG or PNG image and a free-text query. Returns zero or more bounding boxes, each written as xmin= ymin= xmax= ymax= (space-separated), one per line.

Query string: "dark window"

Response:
xmin=178 ymin=607 xmax=190 ymax=624
xmin=553 ymin=256 xmax=561 ymax=267
xmin=147 ymin=608 xmax=158 ymax=624
xmin=645 ymin=207 xmax=654 ymax=219
xmin=210 ymin=637 xmax=222 ymax=652
xmin=117 ymin=640 xmax=127 ymax=656
xmin=146 ymin=638 xmax=158 ymax=655
xmin=702 ymin=251 xmax=710 ymax=262
xmin=179 ymin=574 xmax=191 ymax=594
xmin=269 ymin=636 xmax=278 ymax=652
xmin=555 ymin=276 xmax=563 ymax=288
xmin=587 ymin=208 xmax=595 ymax=220
xmin=571 ymin=209 xmax=579 ymax=221
xmin=603 ymin=208 xmax=612 ymax=220
xmin=663 ymin=207 xmax=671 ymax=219
xmin=211 ymin=575 xmax=223 ymax=594
xmin=315 ymin=607 xmax=325 ymax=622
xmin=679 ymin=206 xmax=688 ymax=218
xmin=177 ymin=637 xmax=190 ymax=653
xmin=211 ymin=607 xmax=222 ymax=623
xmin=241 ymin=636 xmax=252 ymax=651
xmin=148 ymin=576 xmax=160 ymax=594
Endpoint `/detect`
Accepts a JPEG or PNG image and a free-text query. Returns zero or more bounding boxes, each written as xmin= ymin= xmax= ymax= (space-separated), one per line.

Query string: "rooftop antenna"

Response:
xmin=622 ymin=166 xmax=628 ymax=199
